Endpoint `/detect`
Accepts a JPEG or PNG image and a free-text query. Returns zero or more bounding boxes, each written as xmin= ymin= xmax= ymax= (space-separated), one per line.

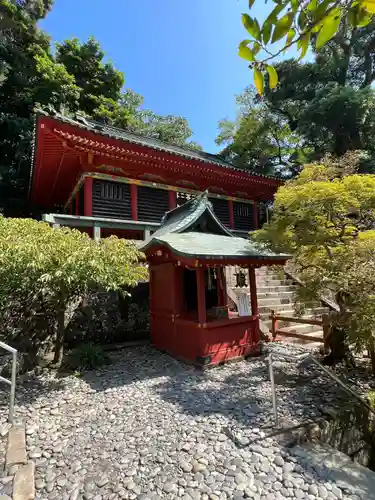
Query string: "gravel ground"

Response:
xmin=0 ymin=344 xmax=372 ymax=500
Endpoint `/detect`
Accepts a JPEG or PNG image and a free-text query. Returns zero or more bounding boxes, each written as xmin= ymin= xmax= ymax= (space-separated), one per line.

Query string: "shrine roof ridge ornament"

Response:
xmin=33 ymin=108 xmax=282 ymax=184
xmin=151 ymin=190 xmax=233 ymax=239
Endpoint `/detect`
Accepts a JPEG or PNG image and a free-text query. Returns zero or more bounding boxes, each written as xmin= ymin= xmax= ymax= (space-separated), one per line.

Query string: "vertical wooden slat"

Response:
xmin=253 ymin=202 xmax=258 ymax=229
xmin=228 ymin=200 xmax=234 ymax=229
xmin=131 ymin=184 xmax=138 ymax=221
xmin=84 ymin=177 xmax=93 ymax=216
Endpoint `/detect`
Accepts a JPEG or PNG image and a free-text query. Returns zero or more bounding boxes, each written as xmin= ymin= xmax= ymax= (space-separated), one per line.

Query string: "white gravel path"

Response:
xmin=0 ymin=344 xmax=371 ymax=500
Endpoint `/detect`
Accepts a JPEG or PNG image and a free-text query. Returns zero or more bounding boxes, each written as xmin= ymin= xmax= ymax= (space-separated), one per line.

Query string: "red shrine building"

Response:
xmin=30 ymin=111 xmax=288 ymax=365
xmin=30 ymin=111 xmax=282 ymax=239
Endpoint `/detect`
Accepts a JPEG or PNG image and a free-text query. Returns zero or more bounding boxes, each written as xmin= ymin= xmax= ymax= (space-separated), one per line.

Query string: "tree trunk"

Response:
xmin=53 ymin=308 xmax=65 ymax=365
xmin=368 ymin=341 xmax=375 ymax=377
xmin=323 ymin=323 xmax=355 ymax=368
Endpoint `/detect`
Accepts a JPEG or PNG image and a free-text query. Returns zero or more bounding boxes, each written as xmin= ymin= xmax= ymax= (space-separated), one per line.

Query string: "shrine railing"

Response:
xmin=270 ymin=310 xmax=328 ymax=344
xmin=0 ymin=341 xmax=17 ymax=423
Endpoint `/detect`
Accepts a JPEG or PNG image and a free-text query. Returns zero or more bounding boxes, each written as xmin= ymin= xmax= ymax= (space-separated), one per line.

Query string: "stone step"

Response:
xmin=291 ymin=442 xmax=375 ymax=499
xmin=257 ymin=285 xmax=295 ymax=293
xmin=13 ymin=462 xmax=35 ymax=500
xmin=258 ymin=296 xmax=297 ymax=307
xmin=6 ymin=425 xmax=27 ymax=472
xmin=255 ymin=270 xmax=279 ymax=277
xmin=259 ymin=304 xmax=328 ymax=315
xmin=4 ymin=424 xmax=35 ymax=500
xmin=259 ymin=304 xmax=326 ymax=315
xmin=256 ymin=278 xmax=294 ymax=286
xmin=257 ymin=291 xmax=295 ymax=299
xmin=279 ymin=323 xmax=324 ymax=335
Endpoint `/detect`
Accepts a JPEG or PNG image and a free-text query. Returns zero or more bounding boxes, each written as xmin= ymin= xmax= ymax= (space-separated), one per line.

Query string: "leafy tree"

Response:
xmin=0 ymin=0 xmax=78 ymax=214
xmin=216 ymin=87 xmax=304 ymax=177
xmin=133 ymin=110 xmax=202 ymax=150
xmin=0 ymin=218 xmax=147 ymax=366
xmin=238 ymin=0 xmax=375 ymax=93
xmin=255 ymin=152 xmax=375 ymax=372
xmin=14 ymin=0 xmax=53 ymax=19
xmin=0 ymin=1 xmax=201 ymax=215
xmin=55 ymin=37 xmax=125 ymax=116
xmin=257 ymin=19 xmax=375 ymax=165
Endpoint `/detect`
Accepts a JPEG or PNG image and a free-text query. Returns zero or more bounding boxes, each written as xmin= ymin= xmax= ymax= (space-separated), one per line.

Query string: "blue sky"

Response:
xmin=41 ymin=0 xmax=279 ymax=152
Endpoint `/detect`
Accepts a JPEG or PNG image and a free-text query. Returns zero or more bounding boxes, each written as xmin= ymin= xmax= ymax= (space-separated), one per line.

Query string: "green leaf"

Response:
xmin=298 ymin=9 xmax=306 ymax=29
xmin=307 ymin=0 xmax=318 ymax=11
xmin=291 ymin=0 xmax=299 ymax=12
xmin=297 ymin=32 xmax=311 ymax=59
xmin=357 ymin=8 xmax=372 ymax=26
xmin=266 ymin=65 xmax=278 ymax=89
xmin=286 ymin=28 xmax=296 ymax=45
xmin=262 ymin=20 xmax=272 ymax=44
xmin=316 ymin=9 xmax=341 ymax=49
xmin=348 ymin=8 xmax=357 ymax=26
xmin=271 ymin=12 xmax=294 ymax=43
xmin=362 ymin=0 xmax=375 ymax=13
xmin=314 ymin=0 xmax=336 ymax=21
xmin=238 ymin=44 xmax=255 ymax=62
xmin=242 ymin=14 xmax=261 ymax=40
xmin=254 ymin=67 xmax=264 ymax=95
xmin=265 ymin=3 xmax=286 ymax=25
xmin=239 ymin=39 xmax=252 ymax=49
xmin=248 ymin=0 xmax=256 ymax=8
xmin=253 ymin=41 xmax=262 ymax=55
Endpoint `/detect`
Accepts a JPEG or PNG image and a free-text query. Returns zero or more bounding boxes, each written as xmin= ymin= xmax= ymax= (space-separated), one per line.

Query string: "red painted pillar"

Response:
xmin=196 ymin=267 xmax=206 ymax=325
xmin=131 ymin=184 xmax=138 ymax=220
xmin=249 ymin=266 xmax=260 ymax=349
xmin=75 ymin=193 xmax=79 ymax=215
xmin=248 ymin=267 xmax=258 ymax=316
xmin=228 ymin=200 xmax=234 ymax=229
xmin=84 ymin=177 xmax=93 ymax=216
xmin=149 ymin=267 xmax=154 ymax=338
xmin=252 ymin=202 xmax=258 ymax=229
xmin=169 ymin=190 xmax=177 ymax=210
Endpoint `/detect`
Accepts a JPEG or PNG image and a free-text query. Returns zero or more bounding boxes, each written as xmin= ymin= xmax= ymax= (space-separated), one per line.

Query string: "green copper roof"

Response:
xmin=139 ymin=191 xmax=289 ymax=262
xmin=141 ymin=231 xmax=289 ymax=261
xmin=151 ymin=190 xmax=232 ymax=238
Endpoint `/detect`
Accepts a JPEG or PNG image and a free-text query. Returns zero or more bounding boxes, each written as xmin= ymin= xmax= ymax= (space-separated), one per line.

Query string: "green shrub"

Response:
xmin=65 ymin=343 xmax=111 ymax=371
xmin=0 ymin=217 xmax=147 ymax=366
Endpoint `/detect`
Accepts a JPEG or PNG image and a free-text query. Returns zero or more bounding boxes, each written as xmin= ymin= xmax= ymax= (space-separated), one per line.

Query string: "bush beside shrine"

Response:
xmin=0 ymin=217 xmax=147 ymax=371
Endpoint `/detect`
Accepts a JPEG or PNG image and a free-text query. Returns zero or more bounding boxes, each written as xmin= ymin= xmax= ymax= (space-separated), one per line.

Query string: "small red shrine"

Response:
xmin=140 ymin=191 xmax=289 ymax=366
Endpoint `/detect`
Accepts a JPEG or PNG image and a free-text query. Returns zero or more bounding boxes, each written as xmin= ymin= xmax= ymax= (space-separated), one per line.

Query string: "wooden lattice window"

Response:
xmin=92 ymin=180 xmax=131 ymax=219
xmin=233 ymin=201 xmax=254 ymax=232
xmin=100 ymin=182 xmax=126 ymax=200
xmin=138 ymin=186 xmax=169 ymax=223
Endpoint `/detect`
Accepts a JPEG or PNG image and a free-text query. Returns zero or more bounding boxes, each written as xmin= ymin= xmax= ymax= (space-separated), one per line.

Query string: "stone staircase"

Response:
xmin=227 ymin=266 xmax=329 ymax=347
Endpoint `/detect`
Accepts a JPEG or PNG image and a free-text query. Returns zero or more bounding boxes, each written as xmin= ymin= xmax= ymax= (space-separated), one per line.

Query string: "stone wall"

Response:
xmin=65 ymin=283 xmax=150 ymax=347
